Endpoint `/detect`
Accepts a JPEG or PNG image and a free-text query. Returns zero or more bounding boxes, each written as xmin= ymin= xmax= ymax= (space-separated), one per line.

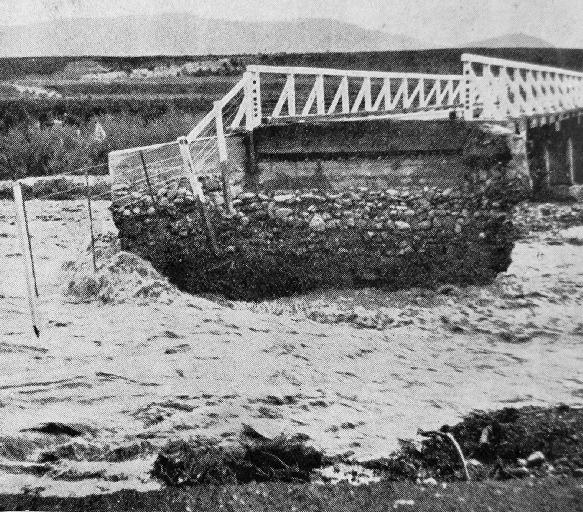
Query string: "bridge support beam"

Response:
xmin=528 ymin=116 xmax=583 ymax=198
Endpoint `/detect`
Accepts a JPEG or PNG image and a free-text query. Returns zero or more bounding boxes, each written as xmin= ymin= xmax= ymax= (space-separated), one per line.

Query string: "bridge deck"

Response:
xmin=108 ymin=53 xmax=583 ymax=192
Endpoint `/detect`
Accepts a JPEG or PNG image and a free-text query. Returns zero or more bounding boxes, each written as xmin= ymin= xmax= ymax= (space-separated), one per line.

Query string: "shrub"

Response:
xmin=0 ymin=96 xmax=212 ymax=131
xmin=0 ymin=109 xmax=200 ymax=179
xmin=95 ymin=110 xmax=199 ymax=155
xmin=0 ymin=123 xmax=92 ymax=179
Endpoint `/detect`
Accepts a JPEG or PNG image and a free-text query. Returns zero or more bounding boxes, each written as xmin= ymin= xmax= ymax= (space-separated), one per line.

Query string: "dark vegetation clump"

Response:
xmin=0 ymin=110 xmax=201 ymax=179
xmin=151 ymin=427 xmax=323 ymax=486
xmin=149 ymin=406 xmax=583 ymax=490
xmin=0 ymin=97 xmax=211 ymax=132
xmin=363 ymin=405 xmax=583 ymax=482
xmin=446 ymin=405 xmax=583 ymax=467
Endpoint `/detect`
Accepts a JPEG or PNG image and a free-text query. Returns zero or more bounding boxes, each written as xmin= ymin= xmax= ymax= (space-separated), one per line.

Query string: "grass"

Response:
xmin=0 ymin=477 xmax=582 ymax=511
xmin=151 ymin=428 xmax=322 ymax=486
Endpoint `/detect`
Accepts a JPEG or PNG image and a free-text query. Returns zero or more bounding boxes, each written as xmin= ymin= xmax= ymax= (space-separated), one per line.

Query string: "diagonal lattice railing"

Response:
xmin=244 ymin=65 xmax=464 ymax=124
xmin=462 ymin=53 xmax=583 ymax=121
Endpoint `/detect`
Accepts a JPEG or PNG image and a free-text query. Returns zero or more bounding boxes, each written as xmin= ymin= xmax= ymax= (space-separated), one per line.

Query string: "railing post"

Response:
xmin=288 ymin=73 xmax=296 ymax=116
xmin=315 ymin=74 xmax=325 ymax=115
xmin=243 ymin=71 xmax=259 ymax=176
xmin=363 ymin=76 xmax=372 ymax=111
xmin=214 ymin=101 xmax=234 ymax=215
xmin=244 ymin=69 xmax=262 ymax=129
xmin=178 ymin=136 xmax=219 ymax=254
xmin=462 ymin=56 xmax=473 ymax=120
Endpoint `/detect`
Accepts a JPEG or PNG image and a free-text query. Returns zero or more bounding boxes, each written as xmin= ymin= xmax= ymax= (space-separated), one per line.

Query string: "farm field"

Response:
xmin=1 ymin=198 xmax=582 ymax=496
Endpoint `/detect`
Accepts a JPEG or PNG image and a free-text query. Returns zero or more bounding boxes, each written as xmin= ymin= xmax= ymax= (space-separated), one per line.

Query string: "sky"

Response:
xmin=0 ymin=0 xmax=582 ymax=47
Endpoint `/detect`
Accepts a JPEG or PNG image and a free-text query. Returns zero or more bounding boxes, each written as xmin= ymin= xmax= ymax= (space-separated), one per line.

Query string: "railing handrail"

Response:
xmin=187 ymin=76 xmax=248 ymax=142
xmin=462 ymin=53 xmax=583 ymax=79
xmin=247 ymin=64 xmax=462 ymax=82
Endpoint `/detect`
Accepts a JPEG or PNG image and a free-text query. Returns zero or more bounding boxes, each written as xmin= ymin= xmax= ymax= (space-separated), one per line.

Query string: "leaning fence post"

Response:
xmin=139 ymin=151 xmax=158 ymax=206
xmin=214 ymin=101 xmax=234 ymax=215
xmin=12 ymin=180 xmax=41 ymax=338
xmin=84 ymin=171 xmax=97 ymax=272
xmin=177 ymin=136 xmax=219 ymax=255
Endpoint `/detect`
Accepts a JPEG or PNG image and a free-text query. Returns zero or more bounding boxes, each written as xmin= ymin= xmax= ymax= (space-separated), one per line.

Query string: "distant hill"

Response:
xmin=464 ymin=32 xmax=554 ymax=49
xmin=4 ymin=48 xmax=583 ymax=82
xmin=0 ymin=14 xmax=425 ymax=57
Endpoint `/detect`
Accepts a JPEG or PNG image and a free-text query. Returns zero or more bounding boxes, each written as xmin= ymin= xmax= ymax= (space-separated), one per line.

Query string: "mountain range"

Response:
xmin=464 ymin=32 xmax=554 ymax=49
xmin=0 ymin=14 xmax=554 ymax=57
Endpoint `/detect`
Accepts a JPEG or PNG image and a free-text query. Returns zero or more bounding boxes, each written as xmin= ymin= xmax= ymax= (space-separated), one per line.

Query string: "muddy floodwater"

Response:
xmin=1 ymin=199 xmax=583 ymax=496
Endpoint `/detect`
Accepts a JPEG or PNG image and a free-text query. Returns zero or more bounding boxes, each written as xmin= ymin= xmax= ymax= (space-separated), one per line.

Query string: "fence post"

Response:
xmin=139 ymin=151 xmax=158 ymax=206
xmin=214 ymin=101 xmax=234 ymax=215
xmin=85 ymin=171 xmax=97 ymax=272
xmin=12 ymin=181 xmax=40 ymax=338
xmin=178 ymin=136 xmax=219 ymax=255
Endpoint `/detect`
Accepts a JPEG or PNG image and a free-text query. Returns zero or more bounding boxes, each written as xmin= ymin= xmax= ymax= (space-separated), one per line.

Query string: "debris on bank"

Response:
xmin=362 ymin=404 xmax=583 ymax=483
xmin=151 ymin=406 xmax=583 ymax=488
xmin=151 ymin=425 xmax=323 ymax=486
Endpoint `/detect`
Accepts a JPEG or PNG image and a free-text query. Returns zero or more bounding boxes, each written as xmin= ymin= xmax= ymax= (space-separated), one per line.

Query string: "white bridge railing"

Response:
xmin=184 ymin=65 xmax=466 ymax=141
xmin=462 ymin=53 xmax=583 ymax=121
xmin=110 ymin=55 xmax=583 ymax=208
xmin=243 ymin=65 xmax=464 ymax=125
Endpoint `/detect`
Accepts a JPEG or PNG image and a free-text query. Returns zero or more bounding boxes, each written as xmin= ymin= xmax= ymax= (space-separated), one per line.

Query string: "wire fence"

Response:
xmin=8 ymin=115 xmax=247 ymax=326
xmin=108 ymin=133 xmax=246 ymax=207
xmin=6 ymin=76 xmax=249 ymax=336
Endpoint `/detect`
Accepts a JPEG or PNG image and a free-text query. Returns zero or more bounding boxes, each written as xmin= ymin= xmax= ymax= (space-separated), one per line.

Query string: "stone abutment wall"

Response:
xmin=111 ymin=119 xmax=530 ymax=301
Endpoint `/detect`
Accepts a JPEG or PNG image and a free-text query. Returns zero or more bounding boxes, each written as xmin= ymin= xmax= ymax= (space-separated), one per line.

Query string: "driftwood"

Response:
xmin=419 ymin=429 xmax=471 ymax=481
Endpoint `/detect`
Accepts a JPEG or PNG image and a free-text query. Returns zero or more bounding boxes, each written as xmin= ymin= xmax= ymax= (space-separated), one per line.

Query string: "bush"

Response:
xmin=0 ymin=109 xmax=201 ymax=179
xmin=0 ymin=96 xmax=212 ymax=131
xmin=95 ymin=110 xmax=199 ymax=155
xmin=0 ymin=123 xmax=92 ymax=179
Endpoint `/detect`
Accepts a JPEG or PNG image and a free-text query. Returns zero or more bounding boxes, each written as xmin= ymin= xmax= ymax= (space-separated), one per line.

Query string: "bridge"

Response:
xmin=109 ymin=53 xmax=583 ymax=203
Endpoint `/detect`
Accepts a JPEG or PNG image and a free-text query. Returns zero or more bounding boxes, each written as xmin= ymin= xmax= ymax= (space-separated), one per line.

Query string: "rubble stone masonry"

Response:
xmin=111 ymin=119 xmax=530 ymax=300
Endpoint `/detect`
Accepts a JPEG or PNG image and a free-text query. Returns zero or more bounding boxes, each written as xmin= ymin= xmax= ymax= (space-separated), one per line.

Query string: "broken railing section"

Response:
xmin=109 ymin=76 xmax=251 ymax=216
xmin=462 ymin=53 xmax=583 ymax=122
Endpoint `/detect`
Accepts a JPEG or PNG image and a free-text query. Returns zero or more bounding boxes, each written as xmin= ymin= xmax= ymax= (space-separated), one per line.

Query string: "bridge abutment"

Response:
xmin=112 ymin=118 xmax=530 ymax=300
